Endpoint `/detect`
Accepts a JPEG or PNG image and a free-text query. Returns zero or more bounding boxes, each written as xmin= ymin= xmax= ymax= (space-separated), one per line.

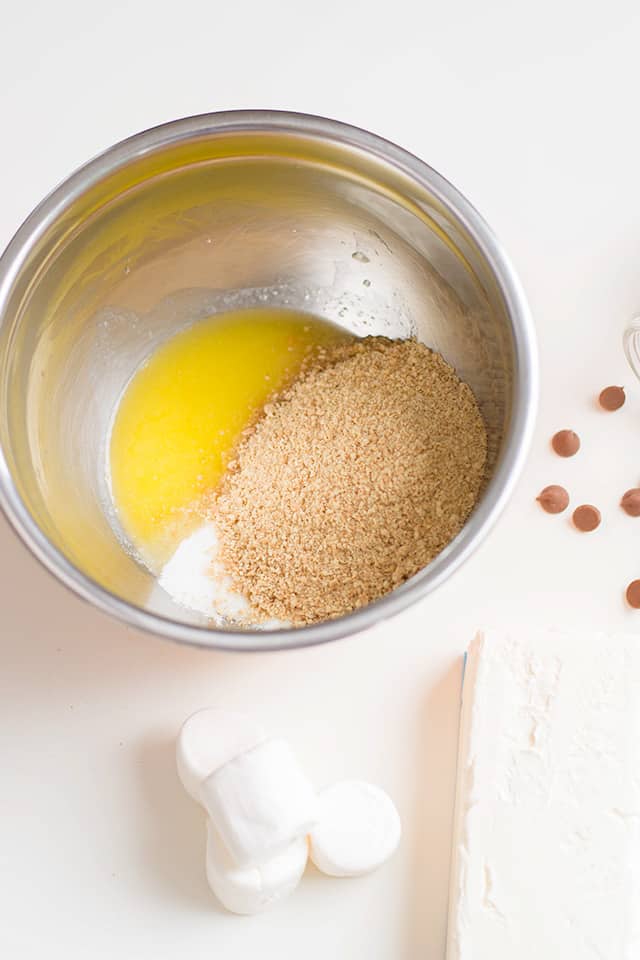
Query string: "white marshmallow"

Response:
xmin=309 ymin=780 xmax=401 ymax=877
xmin=177 ymin=708 xmax=267 ymax=802
xmin=205 ymin=821 xmax=308 ymax=915
xmin=201 ymin=738 xmax=318 ymax=867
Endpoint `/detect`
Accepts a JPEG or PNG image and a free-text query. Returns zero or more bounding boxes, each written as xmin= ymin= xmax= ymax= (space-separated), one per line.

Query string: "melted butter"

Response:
xmin=109 ymin=308 xmax=347 ymax=567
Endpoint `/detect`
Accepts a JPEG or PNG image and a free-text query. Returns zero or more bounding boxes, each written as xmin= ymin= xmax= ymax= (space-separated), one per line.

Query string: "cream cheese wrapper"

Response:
xmin=309 ymin=780 xmax=401 ymax=877
xmin=201 ymin=737 xmax=318 ymax=867
xmin=176 ymin=708 xmax=267 ymax=802
xmin=206 ymin=821 xmax=308 ymax=915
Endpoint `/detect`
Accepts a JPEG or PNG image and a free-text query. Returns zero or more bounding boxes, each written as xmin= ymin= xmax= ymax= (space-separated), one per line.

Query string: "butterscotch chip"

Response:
xmin=626 ymin=581 xmax=640 ymax=608
xmin=537 ymin=485 xmax=569 ymax=514
xmin=209 ymin=337 xmax=488 ymax=625
xmin=621 ymin=489 xmax=640 ymax=517
xmin=599 ymin=386 xmax=625 ymax=411
xmin=572 ymin=504 xmax=601 ymax=532
xmin=552 ymin=430 xmax=580 ymax=457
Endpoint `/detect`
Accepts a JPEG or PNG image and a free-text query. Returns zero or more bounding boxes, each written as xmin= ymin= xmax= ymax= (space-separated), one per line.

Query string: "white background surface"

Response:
xmin=2 ymin=2 xmax=640 ymax=957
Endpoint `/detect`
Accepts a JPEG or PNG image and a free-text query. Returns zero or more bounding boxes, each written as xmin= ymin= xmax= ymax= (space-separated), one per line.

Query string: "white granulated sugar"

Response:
xmin=159 ymin=523 xmax=252 ymax=623
xmin=159 ymin=522 xmax=289 ymax=629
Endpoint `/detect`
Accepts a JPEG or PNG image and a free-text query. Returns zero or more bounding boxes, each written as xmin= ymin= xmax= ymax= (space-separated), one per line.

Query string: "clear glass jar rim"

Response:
xmin=623 ymin=317 xmax=640 ymax=384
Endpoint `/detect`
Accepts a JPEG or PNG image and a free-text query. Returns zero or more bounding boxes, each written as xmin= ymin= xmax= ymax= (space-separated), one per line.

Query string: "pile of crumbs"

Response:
xmin=205 ymin=336 xmax=488 ymax=626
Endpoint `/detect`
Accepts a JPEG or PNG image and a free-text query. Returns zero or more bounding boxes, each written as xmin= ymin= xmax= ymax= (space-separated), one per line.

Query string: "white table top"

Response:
xmin=3 ymin=2 xmax=640 ymax=956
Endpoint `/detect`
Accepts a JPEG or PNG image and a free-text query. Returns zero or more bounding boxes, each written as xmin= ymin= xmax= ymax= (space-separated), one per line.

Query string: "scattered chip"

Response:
xmin=551 ymin=429 xmax=580 ymax=457
xmin=598 ymin=385 xmax=625 ymax=411
xmin=621 ymin=488 xmax=640 ymax=517
xmin=626 ymin=580 xmax=640 ymax=609
xmin=572 ymin=504 xmax=601 ymax=532
xmin=537 ymin=485 xmax=569 ymax=514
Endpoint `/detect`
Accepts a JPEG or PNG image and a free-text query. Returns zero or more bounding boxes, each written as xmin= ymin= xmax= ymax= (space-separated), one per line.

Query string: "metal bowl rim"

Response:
xmin=0 ymin=109 xmax=538 ymax=652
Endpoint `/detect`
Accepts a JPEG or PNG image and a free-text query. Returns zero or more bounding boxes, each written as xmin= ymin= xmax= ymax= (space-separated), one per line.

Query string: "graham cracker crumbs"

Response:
xmin=208 ymin=337 xmax=488 ymax=626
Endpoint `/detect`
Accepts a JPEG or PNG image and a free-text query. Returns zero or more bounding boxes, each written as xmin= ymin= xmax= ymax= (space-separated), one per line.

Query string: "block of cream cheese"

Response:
xmin=201 ymin=737 xmax=318 ymax=867
xmin=447 ymin=630 xmax=640 ymax=959
xmin=309 ymin=780 xmax=401 ymax=877
xmin=206 ymin=820 xmax=308 ymax=915
xmin=177 ymin=708 xmax=267 ymax=802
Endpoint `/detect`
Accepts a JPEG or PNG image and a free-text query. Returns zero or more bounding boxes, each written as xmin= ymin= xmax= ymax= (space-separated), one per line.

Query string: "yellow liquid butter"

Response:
xmin=109 ymin=308 xmax=345 ymax=566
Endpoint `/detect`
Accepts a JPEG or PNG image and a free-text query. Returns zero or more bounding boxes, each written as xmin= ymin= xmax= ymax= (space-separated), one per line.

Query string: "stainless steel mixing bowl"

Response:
xmin=0 ymin=111 xmax=536 ymax=650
